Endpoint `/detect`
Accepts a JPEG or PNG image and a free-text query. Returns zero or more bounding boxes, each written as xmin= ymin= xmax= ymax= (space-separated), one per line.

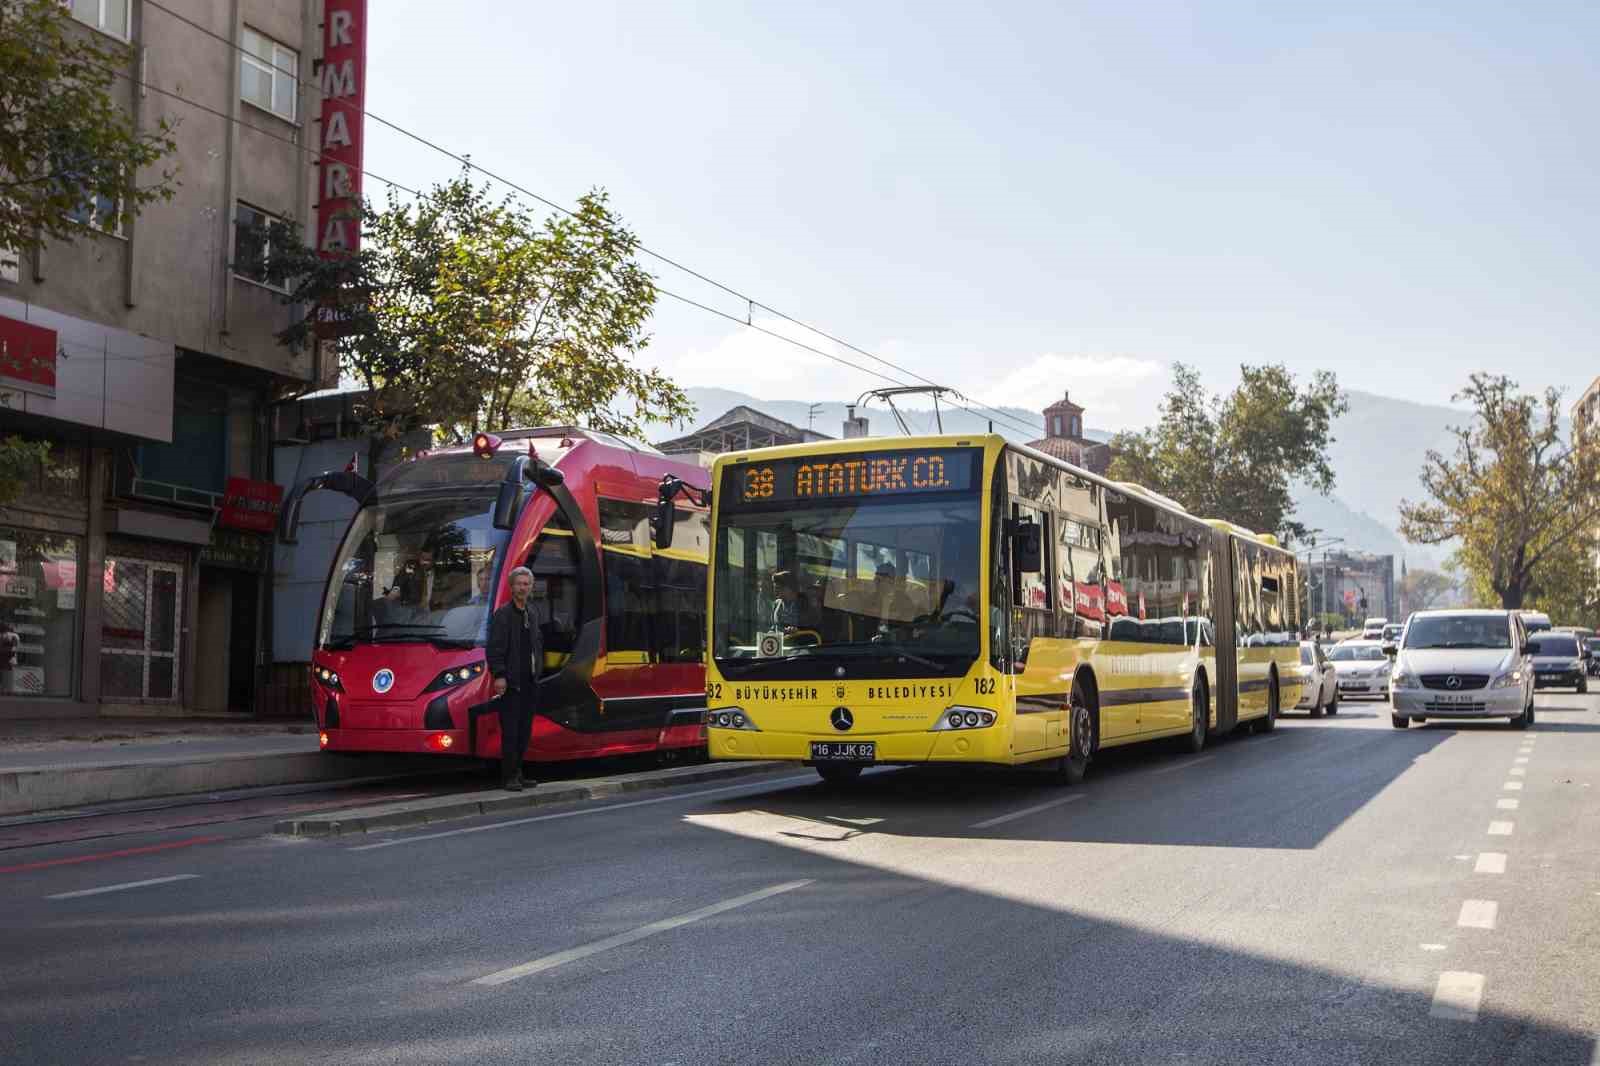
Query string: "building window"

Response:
xmin=69 ymin=0 xmax=130 ymax=39
xmin=0 ymin=529 xmax=82 ymax=699
xmin=241 ymin=28 xmax=298 ymax=121
xmin=66 ymin=188 xmax=123 ymax=236
xmin=233 ymin=204 xmax=291 ymax=289
xmin=1051 ymin=416 xmax=1062 ymax=436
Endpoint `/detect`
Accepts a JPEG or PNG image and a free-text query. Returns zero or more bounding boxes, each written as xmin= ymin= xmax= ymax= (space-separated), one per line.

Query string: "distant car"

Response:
xmin=1528 ymin=631 xmax=1588 ymax=693
xmin=1362 ymin=618 xmax=1388 ymax=640
xmin=1388 ymin=609 xmax=1534 ymax=729
xmin=1295 ymin=640 xmax=1339 ymax=717
xmin=1518 ymin=610 xmax=1553 ymax=635
xmin=1327 ymin=641 xmax=1391 ymax=700
xmin=1382 ymin=623 xmax=1404 ymax=644
xmin=1587 ymin=638 xmax=1600 ymax=678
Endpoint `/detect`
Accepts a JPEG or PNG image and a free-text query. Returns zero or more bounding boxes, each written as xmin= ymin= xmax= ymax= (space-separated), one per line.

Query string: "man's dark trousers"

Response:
xmin=499 ymin=686 xmax=536 ymax=784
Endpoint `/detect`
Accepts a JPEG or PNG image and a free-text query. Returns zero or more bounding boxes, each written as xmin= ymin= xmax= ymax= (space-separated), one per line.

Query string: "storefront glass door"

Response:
xmin=101 ymin=558 xmax=183 ymax=700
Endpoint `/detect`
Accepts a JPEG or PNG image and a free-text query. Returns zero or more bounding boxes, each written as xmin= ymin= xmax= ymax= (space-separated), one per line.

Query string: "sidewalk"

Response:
xmin=0 ymin=718 xmax=438 ymax=816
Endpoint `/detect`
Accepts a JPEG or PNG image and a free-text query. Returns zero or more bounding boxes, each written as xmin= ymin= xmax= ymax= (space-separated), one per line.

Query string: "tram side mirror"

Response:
xmin=1011 ymin=519 xmax=1042 ymax=574
xmin=492 ymin=481 xmax=522 ymax=530
xmin=651 ymin=496 xmax=675 ymax=551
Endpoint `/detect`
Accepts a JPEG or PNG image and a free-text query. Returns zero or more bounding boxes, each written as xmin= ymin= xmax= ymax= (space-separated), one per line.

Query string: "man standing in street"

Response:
xmin=486 ymin=565 xmax=544 ymax=791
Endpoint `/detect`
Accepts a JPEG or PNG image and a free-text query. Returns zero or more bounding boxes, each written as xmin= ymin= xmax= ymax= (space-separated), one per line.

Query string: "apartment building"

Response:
xmin=0 ymin=0 xmax=359 ymax=717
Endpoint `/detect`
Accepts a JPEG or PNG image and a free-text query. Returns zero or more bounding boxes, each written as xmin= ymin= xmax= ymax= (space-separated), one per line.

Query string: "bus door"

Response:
xmin=1208 ymin=535 xmax=1238 ymax=732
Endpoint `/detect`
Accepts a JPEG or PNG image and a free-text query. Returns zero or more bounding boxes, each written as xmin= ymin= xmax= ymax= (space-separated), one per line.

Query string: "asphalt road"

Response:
xmin=4 ymin=691 xmax=1598 ymax=1065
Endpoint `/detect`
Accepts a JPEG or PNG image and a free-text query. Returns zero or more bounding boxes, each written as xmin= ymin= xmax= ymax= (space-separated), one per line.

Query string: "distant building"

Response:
xmin=1026 ymin=392 xmax=1111 ymax=474
xmin=1572 ymin=377 xmax=1600 ymax=585
xmin=657 ymin=405 xmax=831 ymax=457
xmin=1308 ymin=550 xmax=1396 ymax=626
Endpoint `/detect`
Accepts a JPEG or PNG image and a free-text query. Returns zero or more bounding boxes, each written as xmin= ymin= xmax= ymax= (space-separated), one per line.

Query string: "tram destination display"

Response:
xmin=723 ymin=448 xmax=979 ymax=508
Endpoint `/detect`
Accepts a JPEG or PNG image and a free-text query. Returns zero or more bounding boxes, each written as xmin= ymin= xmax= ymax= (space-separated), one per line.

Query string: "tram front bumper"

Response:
xmin=708 ymin=726 xmax=1013 ymax=764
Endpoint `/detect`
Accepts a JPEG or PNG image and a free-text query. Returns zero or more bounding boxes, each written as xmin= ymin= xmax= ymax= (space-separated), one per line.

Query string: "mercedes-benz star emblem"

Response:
xmin=830 ymin=707 xmax=853 ymax=732
xmin=1446 ymin=676 xmax=1461 ymax=689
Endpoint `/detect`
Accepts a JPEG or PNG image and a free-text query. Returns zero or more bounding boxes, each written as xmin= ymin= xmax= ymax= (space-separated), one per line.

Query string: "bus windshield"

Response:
xmin=318 ymin=491 xmax=511 ymax=650
xmin=713 ymin=494 xmax=983 ymax=679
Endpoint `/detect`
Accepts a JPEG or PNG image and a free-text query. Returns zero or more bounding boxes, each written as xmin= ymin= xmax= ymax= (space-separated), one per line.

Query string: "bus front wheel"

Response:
xmin=1055 ymin=680 xmax=1096 ymax=786
xmin=1183 ymin=678 xmax=1208 ymax=754
xmin=815 ymin=763 xmax=864 ymax=786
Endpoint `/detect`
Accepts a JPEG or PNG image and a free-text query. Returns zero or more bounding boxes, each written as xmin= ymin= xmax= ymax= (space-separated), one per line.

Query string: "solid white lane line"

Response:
xmin=1150 ymin=754 xmax=1216 ymax=776
xmin=1497 ymin=798 xmax=1519 ymax=810
xmin=1503 ymin=781 xmax=1524 ymax=791
xmin=470 ymin=880 xmax=813 ymax=986
xmin=1475 ymin=853 xmax=1507 ymax=874
xmin=971 ymin=793 xmax=1085 ymax=829
xmin=1458 ymin=899 xmax=1499 ymax=929
xmin=47 ymin=874 xmax=199 ymax=900
xmin=1510 ymin=767 xmax=1527 ymax=777
xmin=1488 ymin=821 xmax=1514 ymax=836
xmin=348 ymin=774 xmax=818 ymax=851
xmin=1431 ymin=971 xmax=1485 ymax=1021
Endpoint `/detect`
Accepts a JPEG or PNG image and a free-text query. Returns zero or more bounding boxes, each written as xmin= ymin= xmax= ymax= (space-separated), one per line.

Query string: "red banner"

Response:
xmin=0 ymin=314 xmax=57 ymax=398
xmin=219 ymin=477 xmax=285 ymax=534
xmin=315 ymin=0 xmax=367 ymax=340
xmin=1105 ymin=581 xmax=1128 ymax=617
xmin=1073 ymin=581 xmax=1105 ymax=621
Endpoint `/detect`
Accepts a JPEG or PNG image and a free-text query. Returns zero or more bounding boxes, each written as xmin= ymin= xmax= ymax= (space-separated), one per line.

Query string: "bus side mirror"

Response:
xmin=651 ymin=496 xmax=675 ymax=551
xmin=1012 ymin=520 xmax=1042 ymax=574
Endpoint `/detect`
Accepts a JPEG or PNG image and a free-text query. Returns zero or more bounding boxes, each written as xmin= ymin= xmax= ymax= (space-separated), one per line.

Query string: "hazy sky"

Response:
xmin=363 ymin=1 xmax=1600 ymax=433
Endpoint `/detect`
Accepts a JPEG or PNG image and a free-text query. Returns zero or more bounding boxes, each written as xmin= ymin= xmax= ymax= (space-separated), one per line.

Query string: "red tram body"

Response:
xmin=279 ymin=428 xmax=711 ymax=765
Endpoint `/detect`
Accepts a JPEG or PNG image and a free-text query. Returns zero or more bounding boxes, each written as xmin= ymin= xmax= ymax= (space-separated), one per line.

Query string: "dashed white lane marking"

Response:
xmin=1514 ymin=757 xmax=1530 ymax=764
xmin=347 ymin=774 xmax=817 ymax=851
xmin=1420 ymin=943 xmax=1447 ymax=952
xmin=1475 ymin=853 xmax=1507 ymax=874
xmin=1430 ymin=971 xmax=1485 ymax=1021
xmin=1458 ymin=899 xmax=1499 ymax=929
xmin=1510 ymin=767 xmax=1527 ymax=777
xmin=46 ymin=874 xmax=199 ymax=900
xmin=1488 ymin=821 xmax=1514 ymax=836
xmin=470 ymin=879 xmax=813 ymax=986
xmin=971 ymin=793 xmax=1085 ymax=828
xmin=1504 ymin=781 xmax=1524 ymax=791
xmin=1497 ymin=798 xmax=1519 ymax=810
xmin=1150 ymin=754 xmax=1216 ymax=776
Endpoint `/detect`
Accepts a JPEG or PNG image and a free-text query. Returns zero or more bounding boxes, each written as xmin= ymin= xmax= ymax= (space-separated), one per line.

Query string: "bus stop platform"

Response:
xmin=273 ymin=759 xmax=787 ymax=839
xmin=0 ymin=725 xmax=444 ymax=816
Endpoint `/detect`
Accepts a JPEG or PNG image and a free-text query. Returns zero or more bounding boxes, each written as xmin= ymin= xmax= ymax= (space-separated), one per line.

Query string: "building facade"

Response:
xmin=1306 ymin=550 xmax=1397 ymax=628
xmin=1572 ymin=376 xmax=1600 ymax=585
xmin=1026 ymin=392 xmax=1111 ymax=474
xmin=0 ymin=0 xmax=348 ymax=717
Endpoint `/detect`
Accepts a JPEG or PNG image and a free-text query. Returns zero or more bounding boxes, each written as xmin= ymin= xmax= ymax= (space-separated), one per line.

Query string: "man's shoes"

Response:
xmin=505 ymin=777 xmax=524 ymax=792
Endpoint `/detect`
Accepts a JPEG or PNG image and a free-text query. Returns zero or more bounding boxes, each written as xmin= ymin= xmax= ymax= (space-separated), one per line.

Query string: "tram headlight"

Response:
xmin=423 ymin=661 xmax=488 ymax=694
xmin=708 ymin=708 xmax=759 ymax=731
xmin=313 ymin=666 xmax=344 ymax=692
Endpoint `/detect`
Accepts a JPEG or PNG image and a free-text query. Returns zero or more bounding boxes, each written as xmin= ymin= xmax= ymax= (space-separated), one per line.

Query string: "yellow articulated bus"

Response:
xmin=653 ymin=433 xmax=1303 ymax=785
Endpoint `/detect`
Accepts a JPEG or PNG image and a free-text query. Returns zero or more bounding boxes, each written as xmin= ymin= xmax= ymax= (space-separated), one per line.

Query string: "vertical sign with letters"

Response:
xmin=315 ymin=0 xmax=367 ymax=338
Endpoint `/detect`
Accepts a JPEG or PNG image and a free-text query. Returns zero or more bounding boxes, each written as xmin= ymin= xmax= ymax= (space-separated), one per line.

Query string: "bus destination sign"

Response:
xmin=727 ymin=449 xmax=977 ymax=507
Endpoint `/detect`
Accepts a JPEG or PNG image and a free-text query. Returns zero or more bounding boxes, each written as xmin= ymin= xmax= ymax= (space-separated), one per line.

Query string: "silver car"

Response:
xmin=1387 ymin=609 xmax=1535 ymax=729
xmin=1327 ymin=641 xmax=1391 ymax=700
xmin=1295 ymin=640 xmax=1339 ymax=716
xmin=1527 ymin=631 xmax=1588 ymax=693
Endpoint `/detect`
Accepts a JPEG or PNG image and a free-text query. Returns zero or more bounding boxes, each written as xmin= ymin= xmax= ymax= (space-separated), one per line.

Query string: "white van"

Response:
xmin=1362 ymin=617 xmax=1388 ymax=639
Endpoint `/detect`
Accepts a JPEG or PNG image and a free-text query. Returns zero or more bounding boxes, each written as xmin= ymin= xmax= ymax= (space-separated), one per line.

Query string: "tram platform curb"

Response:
xmin=0 ymin=751 xmax=446 ymax=817
xmin=272 ymin=760 xmax=787 ymax=838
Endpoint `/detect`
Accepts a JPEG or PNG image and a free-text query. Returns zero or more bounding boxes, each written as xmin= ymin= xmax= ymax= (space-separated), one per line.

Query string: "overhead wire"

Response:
xmin=127 ymin=1 xmax=1050 ymax=438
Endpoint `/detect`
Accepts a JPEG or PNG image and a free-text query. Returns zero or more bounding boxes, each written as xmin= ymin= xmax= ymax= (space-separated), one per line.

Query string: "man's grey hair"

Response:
xmin=508 ymin=565 xmax=535 ymax=584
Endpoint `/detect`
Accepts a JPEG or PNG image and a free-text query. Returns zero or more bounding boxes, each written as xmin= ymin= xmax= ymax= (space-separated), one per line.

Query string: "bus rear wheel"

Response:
xmin=1055 ymin=680 xmax=1096 ymax=785
xmin=1183 ymin=678 xmax=1208 ymax=753
xmin=815 ymin=763 xmax=864 ymax=786
xmin=1252 ymin=676 xmax=1279 ymax=733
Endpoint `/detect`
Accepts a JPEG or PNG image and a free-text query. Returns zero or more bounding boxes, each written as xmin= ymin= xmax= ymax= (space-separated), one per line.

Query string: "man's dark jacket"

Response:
xmin=487 ymin=601 xmax=546 ymax=697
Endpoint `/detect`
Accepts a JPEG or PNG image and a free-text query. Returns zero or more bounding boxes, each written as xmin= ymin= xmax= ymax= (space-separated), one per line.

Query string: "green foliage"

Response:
xmin=0 ymin=432 xmax=50 ymax=508
xmin=267 ymin=169 xmax=690 ymax=464
xmin=1107 ymin=362 xmax=1348 ymax=542
xmin=1400 ymin=374 xmax=1600 ymax=610
xmin=1399 ymin=567 xmax=1458 ymax=614
xmin=0 ymin=0 xmax=179 ymax=258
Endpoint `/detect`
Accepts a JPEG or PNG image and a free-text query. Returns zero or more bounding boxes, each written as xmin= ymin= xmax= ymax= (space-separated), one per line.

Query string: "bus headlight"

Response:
xmin=709 ymin=708 xmax=760 ymax=731
xmin=933 ymin=706 xmax=997 ymax=731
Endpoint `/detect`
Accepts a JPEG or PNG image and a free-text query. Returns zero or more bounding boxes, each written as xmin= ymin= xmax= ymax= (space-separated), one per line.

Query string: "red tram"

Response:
xmin=278 ymin=428 xmax=711 ymax=764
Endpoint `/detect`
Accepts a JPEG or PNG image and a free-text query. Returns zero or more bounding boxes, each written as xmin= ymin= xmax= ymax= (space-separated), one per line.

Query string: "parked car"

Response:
xmin=1518 ymin=610 xmax=1553 ymax=635
xmin=1295 ymin=640 xmax=1339 ymax=717
xmin=1527 ymin=631 xmax=1588 ymax=693
xmin=1327 ymin=641 xmax=1391 ymax=700
xmin=1362 ymin=617 xmax=1389 ymax=640
xmin=1387 ymin=609 xmax=1534 ymax=729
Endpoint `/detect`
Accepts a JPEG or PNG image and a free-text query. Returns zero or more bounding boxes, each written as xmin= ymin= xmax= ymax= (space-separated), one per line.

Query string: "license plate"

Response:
xmin=1434 ymin=693 xmax=1473 ymax=705
xmin=810 ymin=741 xmax=875 ymax=762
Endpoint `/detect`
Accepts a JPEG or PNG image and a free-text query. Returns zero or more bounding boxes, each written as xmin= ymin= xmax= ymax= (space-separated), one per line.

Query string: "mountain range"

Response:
xmin=651 ymin=386 xmax=1476 ymax=573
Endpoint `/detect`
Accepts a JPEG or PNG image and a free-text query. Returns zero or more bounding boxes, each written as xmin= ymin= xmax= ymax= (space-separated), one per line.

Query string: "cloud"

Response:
xmin=972 ymin=353 xmax=1165 ymax=432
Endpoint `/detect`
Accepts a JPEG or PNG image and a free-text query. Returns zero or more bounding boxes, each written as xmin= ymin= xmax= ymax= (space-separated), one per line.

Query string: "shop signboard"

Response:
xmin=219 ymin=477 xmax=285 ymax=534
xmin=0 ymin=314 xmax=57 ymax=398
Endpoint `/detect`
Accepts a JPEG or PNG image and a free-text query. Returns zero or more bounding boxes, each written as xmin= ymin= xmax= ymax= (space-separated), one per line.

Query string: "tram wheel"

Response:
xmin=815 ymin=763 xmax=864 ymax=786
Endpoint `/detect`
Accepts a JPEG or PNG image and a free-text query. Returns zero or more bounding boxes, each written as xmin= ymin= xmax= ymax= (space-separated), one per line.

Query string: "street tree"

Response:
xmin=268 ymin=170 xmax=691 ymax=472
xmin=1399 ymin=567 xmax=1457 ymax=613
xmin=1399 ymin=374 xmax=1600 ymax=610
xmin=0 ymin=0 xmax=179 ymax=262
xmin=1107 ymin=362 xmax=1348 ymax=542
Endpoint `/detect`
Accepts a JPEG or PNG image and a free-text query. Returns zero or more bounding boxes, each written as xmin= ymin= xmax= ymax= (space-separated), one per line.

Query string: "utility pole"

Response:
xmin=807 ymin=403 xmax=822 ymax=429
